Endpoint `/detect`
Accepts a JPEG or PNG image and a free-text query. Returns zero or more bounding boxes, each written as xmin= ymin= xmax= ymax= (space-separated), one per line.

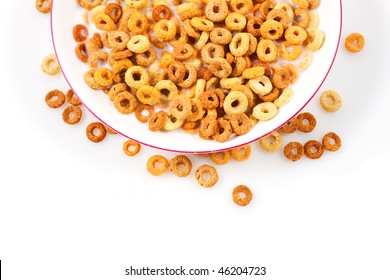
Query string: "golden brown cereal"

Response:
xmin=108 ymin=83 xmax=128 ymax=102
xmin=252 ymin=102 xmax=278 ymax=121
xmin=246 ymin=16 xmax=263 ymax=37
xmin=136 ymin=85 xmax=161 ymax=105
xmin=293 ymin=112 xmax=316 ymax=132
xmin=169 ymin=95 xmax=191 ymax=120
xmin=152 ymin=5 xmax=172 ymax=22
xmin=113 ymin=91 xmax=138 ymax=114
xmin=149 ymin=110 xmax=167 ymax=131
xmin=88 ymin=51 xmax=108 ymax=68
xmin=242 ymin=67 xmax=265 ymax=80
xmin=249 ymin=76 xmax=273 ymax=96
xmin=125 ymin=66 xmax=149 ymax=89
xmin=259 ymin=131 xmax=283 ymax=152
xmin=230 ymin=113 xmax=251 ymax=135
xmin=200 ymin=90 xmax=221 ymax=110
xmin=285 ymin=26 xmax=308 ymax=44
xmin=209 ymin=58 xmax=232 ymax=79
xmin=195 ymin=164 xmax=219 ymax=188
xmin=266 ymin=8 xmax=290 ymax=28
xmin=229 ymin=33 xmax=250 ymax=57
xmin=75 ymin=43 xmax=89 ymax=63
xmin=232 ymin=185 xmax=253 ymax=206
xmin=209 ymin=151 xmax=231 ymax=165
xmin=271 ymin=67 xmax=292 ymax=89
xmin=274 ymin=87 xmax=294 ymax=108
xmin=65 ymin=89 xmax=82 ymax=106
xmin=73 ymin=24 xmax=89 ymax=42
xmin=104 ymin=3 xmax=123 ymax=23
xmin=41 ymin=54 xmax=60 ymax=76
xmin=45 ymin=89 xmax=65 ymax=109
xmin=154 ymin=19 xmax=177 ymax=41
xmin=230 ymin=0 xmax=253 ymax=15
xmin=127 ymin=11 xmax=149 ymax=34
xmin=279 ymin=41 xmax=302 ymax=61
xmin=320 ymin=90 xmax=342 ymax=112
xmin=123 ymin=140 xmax=141 ymax=156
xmin=93 ymin=12 xmax=115 ymax=31
xmin=225 ymin=12 xmax=247 ymax=31
xmin=84 ymin=70 xmax=101 ymax=89
xmin=36 ymin=0 xmax=52 ymax=14
xmin=135 ymin=47 xmax=158 ymax=67
xmin=201 ymin=43 xmax=225 ymax=64
xmin=169 ymin=155 xmax=192 ymax=177
xmin=213 ymin=118 xmax=232 ymax=142
xmin=191 ymin=17 xmax=214 ymax=32
xmin=303 ymin=140 xmax=324 ymax=159
xmin=223 ymin=91 xmax=248 ymax=115
xmin=127 ymin=35 xmax=150 ymax=53
xmin=200 ymin=115 xmax=217 ymax=138
xmin=94 ymin=67 xmax=113 ymax=87
xmin=322 ymin=132 xmax=342 ymax=152
xmin=306 ymin=29 xmax=325 ymax=51
xmin=230 ymin=145 xmax=251 ymax=161
xmin=345 ymin=33 xmax=365 ymax=53
xmin=62 ymin=106 xmax=83 ymax=125
xmin=147 ymin=155 xmax=169 ymax=176
xmin=173 ymin=44 xmax=195 ymax=60
xmin=256 ymin=39 xmax=279 ymax=63
xmin=205 ymin=0 xmax=229 ymax=22
xmin=168 ymin=60 xmax=187 ymax=83
xmin=260 ymin=20 xmax=284 ymax=40
xmin=77 ymin=0 xmax=102 ymax=10
xmin=280 ymin=118 xmax=297 ymax=134
xmin=86 ymin=122 xmax=107 ymax=143
xmin=293 ymin=8 xmax=310 ymax=29
xmin=135 ymin=104 xmax=155 ymax=123
xmin=291 ymin=0 xmax=309 ymax=9
xmin=283 ymin=141 xmax=304 ymax=162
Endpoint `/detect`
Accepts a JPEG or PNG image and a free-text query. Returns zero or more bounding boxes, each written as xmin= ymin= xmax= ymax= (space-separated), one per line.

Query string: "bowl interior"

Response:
xmin=51 ymin=0 xmax=342 ymax=154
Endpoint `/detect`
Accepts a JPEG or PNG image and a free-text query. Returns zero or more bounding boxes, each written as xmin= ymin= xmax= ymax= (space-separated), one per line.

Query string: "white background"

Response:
xmin=1 ymin=1 xmax=389 ymax=280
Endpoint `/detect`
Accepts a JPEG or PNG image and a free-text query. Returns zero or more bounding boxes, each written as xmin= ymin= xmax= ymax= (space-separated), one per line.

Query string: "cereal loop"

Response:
xmin=45 ymin=89 xmax=65 ymax=109
xmin=322 ymin=132 xmax=342 ymax=152
xmin=259 ymin=131 xmax=283 ymax=152
xmin=41 ymin=54 xmax=60 ymax=76
xmin=147 ymin=155 xmax=169 ymax=176
xmin=232 ymin=185 xmax=253 ymax=206
xmin=86 ymin=122 xmax=107 ymax=143
xmin=195 ymin=165 xmax=219 ymax=188
xmin=123 ymin=140 xmax=141 ymax=156
xmin=345 ymin=33 xmax=365 ymax=53
xmin=36 ymin=0 xmax=52 ymax=14
xmin=210 ymin=151 xmax=231 ymax=165
xmin=169 ymin=155 xmax=192 ymax=177
xmin=320 ymin=90 xmax=342 ymax=112
xmin=230 ymin=145 xmax=251 ymax=161
xmin=283 ymin=142 xmax=304 ymax=162
xmin=73 ymin=24 xmax=89 ymax=42
xmin=62 ymin=106 xmax=83 ymax=125
xmin=293 ymin=112 xmax=316 ymax=132
xmin=304 ymin=140 xmax=324 ymax=159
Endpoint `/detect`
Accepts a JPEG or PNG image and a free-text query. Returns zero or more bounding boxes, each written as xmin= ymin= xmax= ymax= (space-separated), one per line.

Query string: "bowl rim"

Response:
xmin=50 ymin=0 xmax=343 ymax=154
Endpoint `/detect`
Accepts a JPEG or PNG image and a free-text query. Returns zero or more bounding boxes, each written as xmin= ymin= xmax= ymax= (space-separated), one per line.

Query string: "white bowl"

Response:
xmin=51 ymin=0 xmax=342 ymax=154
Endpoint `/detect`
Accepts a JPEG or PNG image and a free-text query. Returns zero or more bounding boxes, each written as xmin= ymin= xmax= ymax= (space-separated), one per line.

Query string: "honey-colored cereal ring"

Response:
xmin=94 ymin=67 xmax=113 ymax=87
xmin=152 ymin=5 xmax=172 ymax=22
xmin=280 ymin=119 xmax=297 ymax=134
xmin=224 ymin=91 xmax=248 ymax=115
xmin=136 ymin=85 xmax=161 ymax=105
xmin=344 ymin=33 xmax=365 ymax=53
xmin=108 ymin=31 xmax=130 ymax=50
xmin=293 ymin=112 xmax=316 ymax=132
xmin=127 ymin=35 xmax=150 ymax=53
xmin=256 ymin=39 xmax=279 ymax=63
xmin=231 ymin=57 xmax=247 ymax=77
xmin=147 ymin=155 xmax=169 ymax=176
xmin=201 ymin=43 xmax=225 ymax=64
xmin=155 ymin=80 xmax=178 ymax=102
xmin=113 ymin=91 xmax=138 ymax=114
xmin=230 ymin=145 xmax=252 ymax=161
xmin=104 ymin=3 xmax=122 ymax=23
xmin=93 ymin=12 xmax=115 ymax=31
xmin=169 ymin=95 xmax=191 ymax=120
xmin=73 ymin=24 xmax=89 ymax=42
xmin=108 ymin=83 xmax=128 ymax=101
xmin=304 ymin=140 xmax=324 ymax=159
xmin=259 ymin=131 xmax=283 ymax=152
xmin=92 ymin=33 xmax=104 ymax=49
xmin=194 ymin=31 xmax=210 ymax=50
xmin=135 ymin=47 xmax=158 ymax=67
xmin=230 ymin=113 xmax=251 ymax=136
xmin=163 ymin=115 xmax=185 ymax=131
xmin=242 ymin=67 xmax=265 ymax=80
xmin=231 ymin=85 xmax=255 ymax=109
xmin=246 ymin=17 xmax=263 ymax=37
xmin=195 ymin=164 xmax=219 ymax=187
xmin=259 ymin=87 xmax=279 ymax=102
xmin=41 ymin=54 xmax=60 ymax=76
xmin=86 ymin=122 xmax=107 ymax=143
xmin=274 ymin=2 xmax=295 ymax=22
xmin=232 ymin=185 xmax=253 ymax=206
xmin=186 ymin=98 xmax=205 ymax=122
xmin=127 ymin=12 xmax=149 ymax=35
xmin=279 ymin=41 xmax=302 ymax=61
xmin=45 ymin=89 xmax=65 ymax=109
xmin=36 ymin=0 xmax=52 ymax=14
xmin=285 ymin=26 xmax=307 ymax=44
xmin=62 ymin=106 xmax=83 ymax=125
xmin=229 ymin=33 xmax=250 ymax=57
xmin=209 ymin=151 xmax=231 ymax=165
xmin=173 ymin=43 xmax=195 ymax=60
xmin=169 ymin=155 xmax=192 ymax=177
xmin=88 ymin=51 xmax=108 ymax=68
xmin=75 ymin=43 xmax=89 ymax=63
xmin=205 ymin=0 xmax=229 ymax=22
xmin=168 ymin=60 xmax=186 ymax=83
xmin=200 ymin=115 xmax=217 ymax=137
xmin=266 ymin=8 xmax=290 ymax=29
xmin=200 ymin=90 xmax=221 ymax=110
xmin=135 ymin=104 xmax=154 ymax=123
xmin=220 ymin=77 xmax=244 ymax=89
xmin=293 ymin=8 xmax=310 ymax=29
xmin=259 ymin=0 xmax=275 ymax=18
xmin=271 ymin=67 xmax=292 ymax=89
xmin=183 ymin=19 xmax=201 ymax=40
xmin=320 ymin=90 xmax=342 ymax=112
xmin=77 ymin=0 xmax=102 ymax=10
xmin=252 ymin=102 xmax=278 ymax=121
xmin=65 ymin=89 xmax=82 ymax=106
xmin=225 ymin=12 xmax=247 ymax=31
xmin=260 ymin=20 xmax=284 ymax=40
xmin=249 ymin=76 xmax=273 ymax=96
xmin=148 ymin=110 xmax=167 ymax=131
xmin=154 ymin=19 xmax=177 ymax=41
xmin=209 ymin=58 xmax=232 ymax=79
xmin=123 ymin=140 xmax=141 ymax=156
xmin=283 ymin=141 xmax=304 ymax=162
xmin=322 ymin=132 xmax=342 ymax=152
xmin=177 ymin=65 xmax=197 ymax=88
xmin=191 ymin=17 xmax=214 ymax=32
xmin=125 ymin=66 xmax=149 ymax=89
xmin=213 ymin=118 xmax=232 ymax=142
xmin=84 ymin=70 xmax=102 ymax=89
xmin=306 ymin=29 xmax=325 ymax=51
xmin=230 ymin=0 xmax=253 ymax=15
xmin=308 ymin=0 xmax=321 ymax=9
xmin=274 ymin=87 xmax=294 ymax=108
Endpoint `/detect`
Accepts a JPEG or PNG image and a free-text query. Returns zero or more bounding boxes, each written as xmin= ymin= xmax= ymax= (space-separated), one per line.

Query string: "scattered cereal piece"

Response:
xmin=280 ymin=119 xmax=297 ymax=134
xmin=123 ymin=140 xmax=141 ymax=156
xmin=345 ymin=32 xmax=365 ymax=53
xmin=283 ymin=141 xmax=304 ymax=162
xmin=209 ymin=151 xmax=231 ymax=165
xmin=45 ymin=89 xmax=65 ymax=109
xmin=62 ymin=105 xmax=83 ymax=125
xmin=230 ymin=145 xmax=252 ymax=161
xmin=36 ymin=0 xmax=52 ymax=14
xmin=41 ymin=54 xmax=61 ymax=76
xmin=65 ymin=89 xmax=82 ymax=106
xmin=232 ymin=185 xmax=253 ymax=206
xmin=259 ymin=131 xmax=283 ymax=152
xmin=195 ymin=164 xmax=219 ymax=188
xmin=86 ymin=122 xmax=107 ymax=143
xmin=320 ymin=90 xmax=342 ymax=112
xmin=147 ymin=155 xmax=169 ymax=176
xmin=303 ymin=140 xmax=324 ymax=159
xmin=293 ymin=112 xmax=317 ymax=133
xmin=322 ymin=132 xmax=342 ymax=152
xmin=168 ymin=155 xmax=192 ymax=177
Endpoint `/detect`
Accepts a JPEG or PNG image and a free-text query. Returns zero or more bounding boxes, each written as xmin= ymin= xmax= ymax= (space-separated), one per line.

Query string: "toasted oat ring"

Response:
xmin=125 ymin=66 xmax=149 ymax=89
xmin=304 ymin=140 xmax=324 ymax=159
xmin=88 ymin=51 xmax=108 ymax=69
xmin=201 ymin=43 xmax=225 ymax=64
xmin=65 ymin=89 xmax=82 ymax=106
xmin=169 ymin=95 xmax=191 ymax=120
xmin=230 ymin=145 xmax=251 ymax=161
xmin=225 ymin=12 xmax=247 ymax=31
xmin=260 ymin=20 xmax=284 ymax=40
xmin=127 ymin=12 xmax=149 ymax=35
xmin=135 ymin=104 xmax=154 ymax=123
xmin=173 ymin=44 xmax=195 ymax=61
xmin=113 ymin=91 xmax=138 ymax=114
xmin=169 ymin=155 xmax=192 ymax=177
xmin=256 ymin=39 xmax=279 ymax=63
xmin=271 ymin=67 xmax=292 ymax=90
xmin=259 ymin=131 xmax=283 ymax=152
xmin=283 ymin=142 xmax=304 ymax=162
xmin=136 ymin=85 xmax=160 ymax=105
xmin=229 ymin=85 xmax=254 ymax=108
xmin=205 ymin=0 xmax=229 ymax=22
xmin=77 ymin=0 xmax=102 ymax=10
xmin=75 ymin=43 xmax=88 ymax=63
xmin=232 ymin=185 xmax=253 ymax=206
xmin=123 ymin=140 xmax=141 ymax=156
xmin=259 ymin=0 xmax=275 ymax=18
xmin=320 ymin=90 xmax=342 ymax=112
xmin=285 ymin=26 xmax=307 ymax=44
xmin=293 ymin=8 xmax=310 ymax=29
xmin=154 ymin=19 xmax=177 ymax=41
xmin=41 ymin=54 xmax=60 ymax=76
xmin=147 ymin=155 xmax=169 ymax=176
xmin=94 ymin=67 xmax=113 ymax=87
xmin=200 ymin=115 xmax=217 ymax=137
xmin=280 ymin=119 xmax=297 ymax=134
xmin=149 ymin=110 xmax=167 ymax=131
xmin=209 ymin=58 xmax=232 ymax=79
xmin=73 ymin=24 xmax=89 ymax=42
xmin=62 ymin=106 xmax=82 ymax=125
xmin=230 ymin=113 xmax=251 ymax=136
xmin=249 ymin=76 xmax=273 ymax=96
xmin=345 ymin=33 xmax=365 ymax=53
xmin=195 ymin=165 xmax=219 ymax=188
xmin=152 ymin=5 xmax=172 ymax=22
xmin=306 ymin=29 xmax=325 ymax=51
xmin=135 ymin=47 xmax=158 ymax=68
xmin=200 ymin=90 xmax=220 ymax=110
xmin=36 ymin=0 xmax=52 ymax=13
xmin=191 ymin=17 xmax=214 ymax=32
xmin=213 ymin=118 xmax=232 ymax=142
xmin=230 ymin=0 xmax=253 ymax=15
xmin=252 ymin=102 xmax=278 ymax=121
xmin=322 ymin=132 xmax=342 ymax=152
xmin=168 ymin=60 xmax=186 ymax=83
xmin=93 ymin=12 xmax=115 ymax=31
xmin=127 ymin=35 xmax=150 ymax=54
xmin=229 ymin=33 xmax=250 ymax=57
xmin=279 ymin=41 xmax=302 ymax=61
xmin=104 ymin=3 xmax=122 ymax=23
xmin=163 ymin=115 xmax=185 ymax=131
xmin=45 ymin=89 xmax=65 ymax=109
xmin=246 ymin=16 xmax=263 ymax=37
xmin=108 ymin=83 xmax=128 ymax=102
xmin=224 ymin=91 xmax=248 ymax=115
xmin=210 ymin=151 xmax=231 ymax=165
xmin=86 ymin=122 xmax=107 ymax=143
xmin=274 ymin=2 xmax=295 ymax=21
xmin=155 ymin=80 xmax=178 ymax=102
xmin=242 ymin=67 xmax=265 ymax=80
xmin=259 ymin=87 xmax=280 ymax=102
xmin=266 ymin=8 xmax=290 ymax=29
xmin=84 ymin=70 xmax=101 ymax=90
xmin=293 ymin=112 xmax=316 ymax=132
